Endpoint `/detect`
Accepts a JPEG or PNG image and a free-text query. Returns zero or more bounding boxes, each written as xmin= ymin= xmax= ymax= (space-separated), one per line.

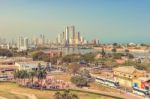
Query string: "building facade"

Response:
xmin=113 ymin=66 xmax=145 ymax=88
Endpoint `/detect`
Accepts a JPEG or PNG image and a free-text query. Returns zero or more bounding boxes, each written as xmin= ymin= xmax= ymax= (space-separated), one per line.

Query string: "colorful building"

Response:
xmin=113 ymin=66 xmax=145 ymax=88
xmin=133 ymin=77 xmax=150 ymax=91
xmin=43 ymin=51 xmax=63 ymax=58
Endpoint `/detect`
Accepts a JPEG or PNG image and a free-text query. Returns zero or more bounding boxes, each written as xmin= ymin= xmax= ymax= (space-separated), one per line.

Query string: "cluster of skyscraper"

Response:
xmin=17 ymin=34 xmax=47 ymax=51
xmin=32 ymin=34 xmax=45 ymax=46
xmin=56 ymin=26 xmax=87 ymax=46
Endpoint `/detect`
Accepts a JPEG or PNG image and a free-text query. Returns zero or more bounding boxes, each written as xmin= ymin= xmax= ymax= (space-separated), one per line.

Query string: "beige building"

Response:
xmin=113 ymin=66 xmax=145 ymax=88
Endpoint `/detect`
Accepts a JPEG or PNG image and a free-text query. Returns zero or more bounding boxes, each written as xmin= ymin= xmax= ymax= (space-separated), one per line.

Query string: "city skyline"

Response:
xmin=0 ymin=0 xmax=150 ymax=43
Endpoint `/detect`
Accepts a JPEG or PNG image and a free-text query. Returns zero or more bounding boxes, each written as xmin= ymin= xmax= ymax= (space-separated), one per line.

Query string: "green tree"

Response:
xmin=69 ymin=63 xmax=81 ymax=75
xmin=54 ymin=92 xmax=62 ymax=99
xmin=101 ymin=48 xmax=106 ymax=58
xmin=54 ymin=90 xmax=79 ymax=99
xmin=79 ymin=69 xmax=91 ymax=78
xmin=113 ymin=53 xmax=123 ymax=59
xmin=0 ymin=49 xmax=13 ymax=57
xmin=81 ymin=53 xmax=96 ymax=63
xmin=29 ymin=70 xmax=36 ymax=86
xmin=32 ymin=51 xmax=45 ymax=61
xmin=20 ymin=70 xmax=29 ymax=86
xmin=128 ymin=53 xmax=134 ymax=59
xmin=36 ymin=69 xmax=47 ymax=90
xmin=14 ymin=70 xmax=29 ymax=86
xmin=111 ymin=48 xmax=117 ymax=53
xmin=37 ymin=63 xmax=42 ymax=71
xmin=71 ymin=75 xmax=88 ymax=87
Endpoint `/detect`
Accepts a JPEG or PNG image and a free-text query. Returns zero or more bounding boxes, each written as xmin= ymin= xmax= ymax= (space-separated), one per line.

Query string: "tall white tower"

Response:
xmin=65 ymin=26 xmax=69 ymax=45
xmin=18 ymin=36 xmax=29 ymax=51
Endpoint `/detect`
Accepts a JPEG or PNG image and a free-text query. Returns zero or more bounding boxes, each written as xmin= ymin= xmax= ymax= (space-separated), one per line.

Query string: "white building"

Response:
xmin=18 ymin=36 xmax=29 ymax=51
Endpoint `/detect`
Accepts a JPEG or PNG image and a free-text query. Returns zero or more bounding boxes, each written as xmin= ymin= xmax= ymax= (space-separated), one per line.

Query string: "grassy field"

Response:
xmin=0 ymin=82 xmax=119 ymax=99
xmin=0 ymin=90 xmax=28 ymax=99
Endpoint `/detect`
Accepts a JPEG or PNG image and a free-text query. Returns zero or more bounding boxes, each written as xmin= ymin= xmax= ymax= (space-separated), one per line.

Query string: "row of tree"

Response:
xmin=0 ymin=48 xmax=13 ymax=57
xmin=32 ymin=51 xmax=58 ymax=64
xmin=62 ymin=53 xmax=96 ymax=63
xmin=14 ymin=67 xmax=47 ymax=90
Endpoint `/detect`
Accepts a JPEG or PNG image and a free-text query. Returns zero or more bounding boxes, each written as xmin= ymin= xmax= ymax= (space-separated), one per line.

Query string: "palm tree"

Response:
xmin=14 ymin=70 xmax=21 ymax=84
xmin=20 ymin=70 xmax=29 ymax=86
xmin=36 ymin=69 xmax=47 ymax=90
xmin=101 ymin=48 xmax=106 ymax=58
xmin=29 ymin=70 xmax=36 ymax=87
xmin=14 ymin=70 xmax=29 ymax=86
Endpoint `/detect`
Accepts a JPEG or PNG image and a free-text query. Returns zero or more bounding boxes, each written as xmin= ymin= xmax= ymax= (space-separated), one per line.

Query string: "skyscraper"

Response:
xmin=65 ymin=26 xmax=69 ymax=46
xmin=57 ymin=33 xmax=61 ymax=44
xmin=69 ymin=26 xmax=75 ymax=45
xmin=18 ymin=36 xmax=29 ymax=51
xmin=57 ymin=26 xmax=86 ymax=46
xmin=39 ymin=34 xmax=45 ymax=45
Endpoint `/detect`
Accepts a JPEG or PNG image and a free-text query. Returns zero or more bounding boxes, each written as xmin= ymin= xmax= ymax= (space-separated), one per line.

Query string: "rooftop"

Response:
xmin=113 ymin=66 xmax=144 ymax=74
xmin=138 ymin=77 xmax=150 ymax=82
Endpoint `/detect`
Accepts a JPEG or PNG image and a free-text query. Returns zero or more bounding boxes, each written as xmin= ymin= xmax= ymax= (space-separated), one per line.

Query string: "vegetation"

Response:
xmin=32 ymin=51 xmax=45 ymax=61
xmin=81 ymin=53 xmax=96 ymax=63
xmin=62 ymin=54 xmax=81 ymax=63
xmin=68 ymin=63 xmax=81 ymax=75
xmin=63 ymin=53 xmax=96 ymax=63
xmin=71 ymin=75 xmax=88 ymax=87
xmin=111 ymin=48 xmax=117 ymax=53
xmin=14 ymin=70 xmax=29 ymax=85
xmin=0 ymin=82 xmax=118 ymax=99
xmin=54 ymin=90 xmax=79 ymax=99
xmin=120 ymin=60 xmax=150 ymax=71
xmin=36 ymin=69 xmax=47 ymax=90
xmin=113 ymin=53 xmax=123 ymax=59
xmin=32 ymin=51 xmax=58 ymax=63
xmin=78 ymin=69 xmax=91 ymax=78
xmin=0 ymin=48 xmax=13 ymax=57
xmin=101 ymin=48 xmax=106 ymax=58
xmin=14 ymin=64 xmax=47 ymax=89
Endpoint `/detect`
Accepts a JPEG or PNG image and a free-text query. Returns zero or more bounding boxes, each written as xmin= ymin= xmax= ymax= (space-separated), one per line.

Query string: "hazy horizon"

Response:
xmin=0 ymin=0 xmax=150 ymax=43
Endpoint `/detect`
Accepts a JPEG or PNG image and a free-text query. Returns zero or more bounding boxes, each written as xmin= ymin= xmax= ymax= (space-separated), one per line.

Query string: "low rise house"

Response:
xmin=113 ymin=66 xmax=145 ymax=88
xmin=0 ymin=59 xmax=15 ymax=65
xmin=0 ymin=68 xmax=15 ymax=81
xmin=42 ymin=51 xmax=63 ymax=58
xmin=15 ymin=61 xmax=46 ymax=71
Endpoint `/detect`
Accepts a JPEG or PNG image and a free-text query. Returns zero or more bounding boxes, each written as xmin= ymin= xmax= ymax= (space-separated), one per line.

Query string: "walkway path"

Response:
xmin=11 ymin=91 xmax=37 ymax=99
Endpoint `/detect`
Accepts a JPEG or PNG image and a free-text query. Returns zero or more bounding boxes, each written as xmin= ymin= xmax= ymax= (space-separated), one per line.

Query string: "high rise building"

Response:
xmin=69 ymin=26 xmax=75 ymax=45
xmin=39 ymin=34 xmax=45 ymax=45
xmin=65 ymin=26 xmax=69 ymax=45
xmin=57 ymin=26 xmax=86 ymax=46
xmin=18 ymin=36 xmax=29 ymax=51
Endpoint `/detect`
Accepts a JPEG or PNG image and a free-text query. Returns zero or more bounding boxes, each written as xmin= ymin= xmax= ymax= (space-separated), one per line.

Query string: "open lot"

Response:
xmin=0 ymin=82 xmax=119 ymax=99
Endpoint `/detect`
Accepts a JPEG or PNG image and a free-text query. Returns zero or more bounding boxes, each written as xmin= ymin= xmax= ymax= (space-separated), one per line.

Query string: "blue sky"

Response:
xmin=0 ymin=0 xmax=150 ymax=43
